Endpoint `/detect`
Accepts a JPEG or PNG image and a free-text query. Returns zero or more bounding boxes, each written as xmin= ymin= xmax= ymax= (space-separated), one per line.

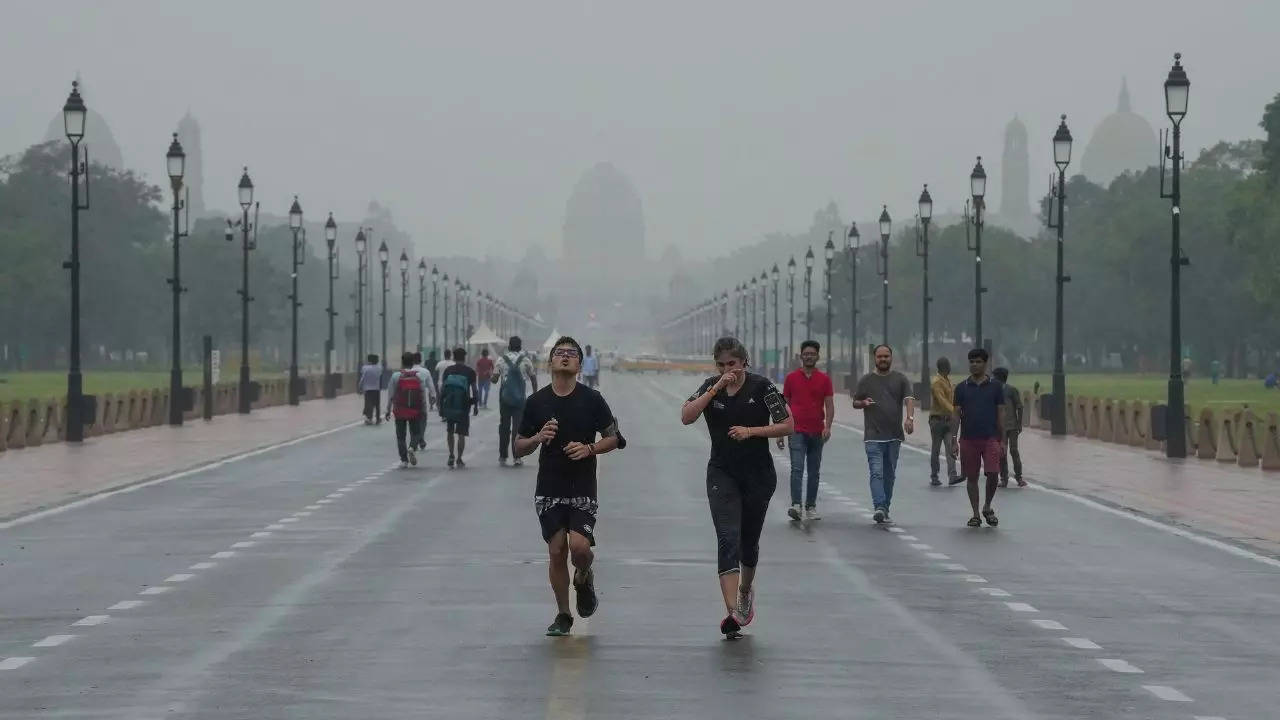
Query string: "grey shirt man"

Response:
xmin=358 ymin=363 xmax=383 ymax=392
xmin=854 ymin=371 xmax=914 ymax=441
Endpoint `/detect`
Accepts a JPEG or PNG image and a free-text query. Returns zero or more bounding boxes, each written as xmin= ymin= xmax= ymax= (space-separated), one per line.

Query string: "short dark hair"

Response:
xmin=549 ymin=336 xmax=583 ymax=362
xmin=873 ymin=344 xmax=893 ymax=355
xmin=367 ymin=354 xmax=378 ymax=363
xmin=993 ymin=367 xmax=1009 ymax=382
xmin=800 ymin=340 xmax=820 ymax=353
xmin=968 ymin=348 xmax=990 ymax=362
xmin=453 ymin=347 xmax=467 ymax=361
xmin=712 ymin=336 xmax=748 ymax=365
xmin=508 ymin=336 xmax=523 ymax=352
xmin=412 ymin=351 xmax=422 ymax=364
xmin=401 ymin=351 xmax=415 ymax=368
xmin=442 ymin=348 xmax=452 ymax=360
xmin=481 ymin=347 xmax=489 ymax=357
xmin=936 ymin=356 xmax=951 ymax=373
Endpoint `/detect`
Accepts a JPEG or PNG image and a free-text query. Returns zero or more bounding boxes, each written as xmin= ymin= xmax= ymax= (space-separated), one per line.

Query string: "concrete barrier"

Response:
xmin=1084 ymin=398 xmax=1099 ymax=440
xmin=0 ymin=401 xmax=9 ymax=452
xmin=1127 ymin=401 xmax=1146 ymax=447
xmin=5 ymin=401 xmax=25 ymax=449
xmin=1215 ymin=411 xmax=1239 ymax=463
xmin=1238 ymin=410 xmax=1261 ymax=468
xmin=1195 ymin=408 xmax=1217 ymax=459
xmin=1074 ymin=396 xmax=1088 ymax=437
xmin=127 ymin=390 xmax=143 ymax=430
xmin=1261 ymin=412 xmax=1280 ymax=471
xmin=41 ymin=398 xmax=61 ymax=444
xmin=1113 ymin=400 xmax=1130 ymax=445
xmin=23 ymin=399 xmax=45 ymax=447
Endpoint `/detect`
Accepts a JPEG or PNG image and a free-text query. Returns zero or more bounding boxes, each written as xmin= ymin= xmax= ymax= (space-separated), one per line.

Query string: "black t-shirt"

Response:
xmin=689 ymin=372 xmax=787 ymax=470
xmin=440 ymin=363 xmax=478 ymax=406
xmin=518 ymin=383 xmax=621 ymax=500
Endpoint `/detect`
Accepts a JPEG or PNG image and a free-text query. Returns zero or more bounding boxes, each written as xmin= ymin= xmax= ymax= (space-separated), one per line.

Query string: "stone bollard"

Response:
xmin=1237 ymin=410 xmax=1262 ymax=468
xmin=127 ymin=390 xmax=141 ymax=430
xmin=1098 ymin=398 xmax=1116 ymax=442
xmin=1074 ymin=396 xmax=1088 ymax=437
xmin=1215 ymin=411 xmax=1240 ymax=463
xmin=1023 ymin=390 xmax=1032 ymax=427
xmin=1113 ymin=400 xmax=1130 ymax=444
xmin=1195 ymin=408 xmax=1217 ymax=459
xmin=41 ymin=398 xmax=61 ymax=444
xmin=1084 ymin=398 xmax=1098 ymax=439
xmin=6 ymin=400 xmax=26 ymax=449
xmin=1128 ymin=401 xmax=1147 ymax=447
xmin=1064 ymin=394 xmax=1075 ymax=434
xmin=24 ymin=399 xmax=45 ymax=447
xmin=98 ymin=393 xmax=115 ymax=434
xmin=0 ymin=401 xmax=9 ymax=453
xmin=1261 ymin=412 xmax=1280 ymax=471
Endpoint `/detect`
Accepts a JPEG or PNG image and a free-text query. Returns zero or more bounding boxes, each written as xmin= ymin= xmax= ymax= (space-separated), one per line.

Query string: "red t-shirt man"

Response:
xmin=475 ymin=355 xmax=494 ymax=382
xmin=783 ymin=366 xmax=834 ymax=436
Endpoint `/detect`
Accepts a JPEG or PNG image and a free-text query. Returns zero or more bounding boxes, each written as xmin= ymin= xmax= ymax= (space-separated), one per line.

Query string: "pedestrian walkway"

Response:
xmin=0 ymin=396 xmax=363 ymax=524
xmin=839 ymin=411 xmax=1280 ymax=556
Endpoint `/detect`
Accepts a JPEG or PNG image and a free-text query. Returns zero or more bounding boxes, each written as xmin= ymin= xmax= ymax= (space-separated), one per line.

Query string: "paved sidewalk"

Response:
xmin=0 ymin=395 xmax=365 ymax=524
xmin=840 ymin=410 xmax=1280 ymax=557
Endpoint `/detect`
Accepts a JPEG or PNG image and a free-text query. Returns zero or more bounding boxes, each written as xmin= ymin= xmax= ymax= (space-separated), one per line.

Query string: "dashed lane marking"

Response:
xmin=1005 ymin=602 xmax=1038 ymax=612
xmin=897 ymin=535 xmax=919 ymax=541
xmin=1031 ymin=619 xmax=1068 ymax=630
xmin=963 ymin=575 xmax=988 ymax=583
xmin=305 ymin=505 xmax=322 ymax=510
xmin=163 ymin=574 xmax=194 ymax=583
xmin=1097 ymin=659 xmax=1144 ymax=673
xmin=108 ymin=601 xmax=146 ymax=610
xmin=189 ymin=562 xmax=216 ymax=570
xmin=888 ymin=527 xmax=905 ymax=533
xmin=294 ymin=511 xmax=312 ymax=517
xmin=139 ymin=587 xmax=172 ymax=595
xmin=0 ymin=657 xmax=34 ymax=670
xmin=32 ymin=635 xmax=75 ymax=648
xmin=251 ymin=532 xmax=273 ymax=538
xmin=925 ymin=552 xmax=950 ymax=560
xmin=940 ymin=563 xmax=968 ymax=571
xmin=211 ymin=551 xmax=235 ymax=559
xmin=316 ymin=499 xmax=334 ymax=504
xmin=266 ymin=524 xmax=287 ymax=530
xmin=231 ymin=541 xmax=256 ymax=549
xmin=980 ymin=588 xmax=1012 ymax=597
xmin=71 ymin=615 xmax=109 ymax=627
xmin=1142 ymin=685 xmax=1192 ymax=702
xmin=911 ymin=543 xmax=933 ymax=550
xmin=1062 ymin=637 xmax=1102 ymax=650
xmin=279 ymin=518 xmax=300 ymax=524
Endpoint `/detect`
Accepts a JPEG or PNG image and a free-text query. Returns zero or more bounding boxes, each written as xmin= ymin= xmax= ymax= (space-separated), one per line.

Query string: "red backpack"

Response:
xmin=392 ymin=372 xmax=426 ymax=420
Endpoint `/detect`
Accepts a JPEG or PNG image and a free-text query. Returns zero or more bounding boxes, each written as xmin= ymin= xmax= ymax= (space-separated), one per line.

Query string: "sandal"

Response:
xmin=982 ymin=508 xmax=999 ymax=527
xmin=967 ymin=516 xmax=982 ymax=528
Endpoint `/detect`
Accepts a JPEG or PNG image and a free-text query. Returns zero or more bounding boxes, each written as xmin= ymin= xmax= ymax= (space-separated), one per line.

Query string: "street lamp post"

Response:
xmin=355 ymin=230 xmax=367 ymax=366
xmin=758 ymin=271 xmax=768 ymax=376
xmin=431 ymin=265 xmax=440 ymax=356
xmin=916 ymin=186 xmax=933 ymax=402
xmin=287 ymin=196 xmax=304 ymax=406
xmin=846 ymin=223 xmax=860 ymax=378
xmin=749 ymin=276 xmax=758 ymax=365
xmin=417 ymin=260 xmax=426 ymax=352
xmin=441 ymin=273 xmax=449 ymax=353
xmin=967 ymin=158 xmax=987 ymax=347
xmin=1161 ymin=53 xmax=1191 ymax=458
xmin=231 ymin=168 xmax=257 ymax=414
xmin=787 ymin=257 xmax=797 ymax=366
xmin=771 ymin=264 xmax=780 ymax=378
xmin=324 ymin=214 xmax=338 ymax=396
xmin=454 ymin=278 xmax=462 ymax=348
xmin=378 ymin=242 xmax=389 ymax=371
xmin=399 ymin=251 xmax=409 ymax=354
xmin=1049 ymin=116 xmax=1074 ymax=435
xmin=733 ymin=284 xmax=742 ymax=338
xmin=824 ymin=234 xmax=835 ymax=375
xmin=878 ymin=206 xmax=892 ymax=343
xmin=804 ymin=247 xmax=814 ymax=342
xmin=165 ymin=133 xmax=187 ymax=425
xmin=63 ymin=82 xmax=89 ymax=441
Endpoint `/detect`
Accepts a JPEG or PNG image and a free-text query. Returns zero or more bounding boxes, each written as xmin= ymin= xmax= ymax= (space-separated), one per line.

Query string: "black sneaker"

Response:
xmin=546 ymin=612 xmax=574 ymax=637
xmin=948 ymin=476 xmax=966 ymax=486
xmin=930 ymin=478 xmax=942 ymax=487
xmin=574 ymin=568 xmax=598 ymax=618
xmin=720 ymin=614 xmax=742 ymax=638
xmin=447 ymin=455 xmax=455 ymax=468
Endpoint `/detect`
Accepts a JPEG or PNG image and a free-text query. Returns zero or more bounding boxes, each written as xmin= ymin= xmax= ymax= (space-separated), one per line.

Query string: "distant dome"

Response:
xmin=1080 ymin=79 xmax=1157 ymax=187
xmin=42 ymin=79 xmax=125 ymax=170
xmin=562 ymin=162 xmax=645 ymax=266
xmin=1004 ymin=115 xmax=1028 ymax=141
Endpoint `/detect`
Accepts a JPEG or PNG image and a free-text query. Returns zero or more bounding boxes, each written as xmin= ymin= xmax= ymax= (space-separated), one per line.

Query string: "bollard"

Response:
xmin=6 ymin=400 xmax=26 ymax=449
xmin=0 ymin=401 xmax=8 ymax=452
xmin=127 ymin=390 xmax=141 ymax=430
xmin=1114 ymin=400 xmax=1130 ymax=444
xmin=1022 ymin=390 xmax=1033 ymax=428
xmin=1195 ymin=408 xmax=1217 ymax=459
xmin=1261 ymin=412 xmax=1280 ymax=471
xmin=1087 ymin=398 xmax=1101 ymax=440
xmin=41 ymin=398 xmax=60 ymax=444
xmin=24 ymin=399 xmax=44 ymax=447
xmin=1074 ymin=396 xmax=1088 ymax=437
xmin=1237 ymin=410 xmax=1261 ymax=468
xmin=1098 ymin=398 xmax=1116 ymax=442
xmin=1128 ymin=401 xmax=1146 ymax=447
xmin=1215 ymin=411 xmax=1239 ymax=463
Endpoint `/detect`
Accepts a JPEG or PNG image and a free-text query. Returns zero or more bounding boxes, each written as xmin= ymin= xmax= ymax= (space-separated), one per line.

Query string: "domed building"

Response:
xmin=999 ymin=115 xmax=1033 ymax=234
xmin=1080 ymin=79 xmax=1157 ymax=187
xmin=562 ymin=162 xmax=646 ymax=269
xmin=41 ymin=79 xmax=125 ymax=171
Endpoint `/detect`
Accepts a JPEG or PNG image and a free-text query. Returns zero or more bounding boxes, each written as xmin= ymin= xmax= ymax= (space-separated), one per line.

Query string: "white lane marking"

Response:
xmin=327 ymin=493 xmax=345 ymax=498
xmin=266 ymin=524 xmax=287 ymax=530
xmin=251 ymin=532 xmax=272 ymax=538
xmin=1143 ymin=685 xmax=1192 ymax=702
xmin=279 ymin=518 xmax=299 ymax=524
xmin=888 ymin=527 xmax=905 ymax=533
xmin=0 ymin=657 xmax=34 ymax=670
xmin=189 ymin=562 xmax=216 ymax=570
xmin=231 ymin=541 xmax=256 ymax=548
xmin=1005 ymin=602 xmax=1038 ymax=612
xmin=32 ymin=635 xmax=75 ymax=648
xmin=925 ymin=552 xmax=950 ymax=560
xmin=164 ymin=574 xmax=194 ymax=583
xmin=0 ymin=421 xmax=362 ymax=530
xmin=1194 ymin=716 xmax=1228 ymax=720
xmin=305 ymin=505 xmax=322 ymax=510
xmin=1031 ymin=619 xmax=1068 ymax=630
xmin=339 ymin=487 xmax=354 ymax=492
xmin=911 ymin=543 xmax=933 ymax=550
xmin=211 ymin=551 xmax=235 ymax=559
xmin=316 ymin=500 xmax=334 ymax=505
xmin=71 ymin=615 xmax=109 ymax=627
xmin=108 ymin=600 xmax=146 ymax=610
xmin=1097 ymin=658 xmax=1143 ymax=673
xmin=840 ymin=501 xmax=859 ymax=506
xmin=963 ymin=576 xmax=988 ymax=583
xmin=140 ymin=586 xmax=172 ymax=595
xmin=294 ymin=511 xmax=312 ymax=517
xmin=980 ymin=588 xmax=1012 ymax=597
xmin=940 ymin=563 xmax=969 ymax=571
xmin=1062 ymin=637 xmax=1102 ymax=649
xmin=897 ymin=534 xmax=919 ymax=541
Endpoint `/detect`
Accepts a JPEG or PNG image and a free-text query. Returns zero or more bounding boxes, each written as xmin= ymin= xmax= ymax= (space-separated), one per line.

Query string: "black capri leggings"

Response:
xmin=707 ymin=463 xmax=777 ymax=575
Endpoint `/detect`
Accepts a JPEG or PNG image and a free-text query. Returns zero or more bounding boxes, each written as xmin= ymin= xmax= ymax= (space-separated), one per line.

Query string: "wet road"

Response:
xmin=0 ymin=372 xmax=1275 ymax=719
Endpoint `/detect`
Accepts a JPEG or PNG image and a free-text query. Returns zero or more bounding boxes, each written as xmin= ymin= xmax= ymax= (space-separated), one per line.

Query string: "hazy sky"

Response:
xmin=5 ymin=1 xmax=1276 ymax=260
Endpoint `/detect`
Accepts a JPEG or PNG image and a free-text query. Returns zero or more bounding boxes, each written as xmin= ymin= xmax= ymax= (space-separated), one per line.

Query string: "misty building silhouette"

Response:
xmin=562 ymin=162 xmax=646 ymax=271
xmin=41 ymin=78 xmax=125 ymax=171
xmin=1000 ymin=115 xmax=1032 ymax=232
xmin=1080 ymin=79 xmax=1157 ymax=187
xmin=176 ymin=111 xmax=206 ymax=218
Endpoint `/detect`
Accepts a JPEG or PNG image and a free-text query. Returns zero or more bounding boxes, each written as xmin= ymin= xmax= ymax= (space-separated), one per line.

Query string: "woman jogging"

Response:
xmin=681 ymin=337 xmax=793 ymax=638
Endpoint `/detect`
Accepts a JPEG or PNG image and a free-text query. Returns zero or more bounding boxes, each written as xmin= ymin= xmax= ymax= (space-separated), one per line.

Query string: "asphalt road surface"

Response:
xmin=0 ymin=372 xmax=1276 ymax=719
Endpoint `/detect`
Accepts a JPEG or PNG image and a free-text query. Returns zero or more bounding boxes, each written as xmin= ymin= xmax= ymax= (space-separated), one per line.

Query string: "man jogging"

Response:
xmin=581 ymin=345 xmax=600 ymax=388
xmin=494 ymin=336 xmax=538 ymax=466
xmin=852 ymin=344 xmax=915 ymax=524
xmin=438 ymin=347 xmax=478 ymax=468
xmin=358 ymin=354 xmax=383 ymax=425
xmin=929 ymin=357 xmax=961 ymax=486
xmin=515 ymin=336 xmax=624 ymax=637
xmin=682 ymin=337 xmax=793 ymax=638
xmin=385 ymin=351 xmax=435 ymax=467
xmin=992 ymin=367 xmax=1025 ymax=488
xmin=782 ymin=340 xmax=833 ymax=521
xmin=953 ymin=348 xmax=1006 ymax=527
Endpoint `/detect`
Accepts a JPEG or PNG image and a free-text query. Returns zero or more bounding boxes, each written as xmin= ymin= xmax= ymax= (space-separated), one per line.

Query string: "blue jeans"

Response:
xmin=788 ymin=432 xmax=825 ymax=507
xmin=865 ymin=440 xmax=902 ymax=511
xmin=478 ymin=379 xmax=491 ymax=407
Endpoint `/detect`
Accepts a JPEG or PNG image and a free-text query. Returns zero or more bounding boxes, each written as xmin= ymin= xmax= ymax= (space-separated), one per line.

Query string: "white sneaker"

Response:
xmin=787 ymin=504 xmax=802 ymax=521
xmin=399 ymin=460 xmax=409 ymax=469
xmin=804 ymin=506 xmax=821 ymax=522
xmin=733 ymin=586 xmax=755 ymax=626
xmin=408 ymin=448 xmax=417 ymax=466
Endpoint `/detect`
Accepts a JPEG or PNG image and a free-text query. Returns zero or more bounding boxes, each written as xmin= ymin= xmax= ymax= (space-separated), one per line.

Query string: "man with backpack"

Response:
xmin=385 ymin=352 xmax=435 ymax=468
xmin=493 ymin=335 xmax=538 ymax=467
xmin=438 ymin=346 xmax=479 ymax=468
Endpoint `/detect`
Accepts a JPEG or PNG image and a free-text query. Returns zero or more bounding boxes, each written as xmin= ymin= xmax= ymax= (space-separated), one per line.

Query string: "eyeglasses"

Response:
xmin=552 ymin=348 xmax=581 ymax=359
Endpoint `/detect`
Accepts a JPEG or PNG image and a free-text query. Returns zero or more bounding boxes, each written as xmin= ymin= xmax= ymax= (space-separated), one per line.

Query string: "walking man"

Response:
xmin=851 ymin=345 xmax=915 ymax=524
xmin=929 ymin=357 xmax=961 ymax=486
xmin=992 ymin=367 xmax=1025 ymax=487
xmin=385 ymin=351 xmax=435 ymax=467
xmin=358 ymin=354 xmax=383 ymax=425
xmin=409 ymin=351 xmax=432 ymax=452
xmin=515 ymin=336 xmax=625 ymax=637
xmin=681 ymin=337 xmax=793 ymax=638
xmin=438 ymin=347 xmax=478 ymax=468
xmin=476 ymin=347 xmax=495 ymax=409
xmin=581 ymin=345 xmax=600 ymax=388
xmin=782 ymin=340 xmax=833 ymax=521
xmin=494 ymin=336 xmax=538 ymax=467
xmin=434 ymin=348 xmax=453 ymax=383
xmin=953 ymin=348 xmax=1006 ymax=527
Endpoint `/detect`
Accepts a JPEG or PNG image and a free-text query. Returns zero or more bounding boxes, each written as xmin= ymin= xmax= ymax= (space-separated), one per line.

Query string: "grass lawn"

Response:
xmin=0 ymin=370 xmax=285 ymax=403
xmin=1017 ymin=373 xmax=1280 ymax=417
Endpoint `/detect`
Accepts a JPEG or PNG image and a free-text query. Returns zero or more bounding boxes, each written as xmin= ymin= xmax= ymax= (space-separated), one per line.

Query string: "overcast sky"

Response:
xmin=5 ymin=0 xmax=1276 ymax=260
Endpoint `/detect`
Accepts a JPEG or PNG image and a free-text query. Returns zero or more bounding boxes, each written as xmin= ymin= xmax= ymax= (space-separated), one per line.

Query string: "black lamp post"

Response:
xmin=354 ymin=229 xmax=367 ymax=366
xmin=454 ymin=278 xmax=463 ymax=348
xmin=824 ymin=234 xmax=835 ymax=374
xmin=165 ymin=133 xmax=187 ymax=426
xmin=287 ymin=196 xmax=304 ymax=406
xmin=758 ymin=271 xmax=768 ymax=375
xmin=846 ymin=223 xmax=860 ymax=378
xmin=916 ymin=185 xmax=933 ymax=402
xmin=749 ymin=275 xmax=758 ymax=364
xmin=733 ymin=284 xmax=741 ymax=338
xmin=771 ymin=264 xmax=780 ymax=378
xmin=324 ymin=213 xmax=338 ymax=397
xmin=231 ymin=167 xmax=258 ymax=414
xmin=463 ymin=283 xmax=472 ymax=344
xmin=399 ymin=251 xmax=409 ymax=354
xmin=431 ymin=265 xmax=440 ymax=355
xmin=1049 ymin=116 xmax=1073 ymax=435
xmin=417 ymin=260 xmax=426 ymax=352
xmin=787 ymin=257 xmax=797 ymax=366
xmin=63 ymin=82 xmax=89 ymax=441
xmin=966 ymin=157 xmax=987 ymax=348
xmin=378 ymin=241 xmax=389 ymax=371
xmin=1161 ymin=53 xmax=1191 ymax=458
xmin=441 ymin=273 xmax=450 ymax=353
xmin=878 ymin=206 xmax=892 ymax=343
xmin=804 ymin=246 xmax=814 ymax=342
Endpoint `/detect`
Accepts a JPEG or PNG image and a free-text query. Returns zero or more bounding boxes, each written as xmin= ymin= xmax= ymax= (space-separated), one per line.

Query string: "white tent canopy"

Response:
xmin=542 ymin=329 xmax=561 ymax=350
xmin=467 ymin=323 xmax=503 ymax=346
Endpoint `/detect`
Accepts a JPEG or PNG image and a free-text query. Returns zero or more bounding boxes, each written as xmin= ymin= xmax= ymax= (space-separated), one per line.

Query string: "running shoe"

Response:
xmin=513 ymin=459 xmax=524 ymax=467
xmin=499 ymin=458 xmax=509 ymax=467
xmin=930 ymin=478 xmax=942 ymax=487
xmin=787 ymin=504 xmax=802 ymax=521
xmin=734 ymin=586 xmax=755 ymax=626
xmin=720 ymin=614 xmax=742 ymax=637
xmin=873 ymin=507 xmax=887 ymax=524
xmin=447 ymin=455 xmax=455 ymax=468
xmin=546 ymin=613 xmax=574 ymax=637
xmin=804 ymin=506 xmax=821 ymax=522
xmin=408 ymin=448 xmax=417 ymax=466
xmin=948 ymin=476 xmax=966 ymax=486
xmin=574 ymin=568 xmax=598 ymax=618
xmin=1016 ymin=479 xmax=1028 ymax=488
xmin=399 ymin=460 xmax=409 ymax=469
